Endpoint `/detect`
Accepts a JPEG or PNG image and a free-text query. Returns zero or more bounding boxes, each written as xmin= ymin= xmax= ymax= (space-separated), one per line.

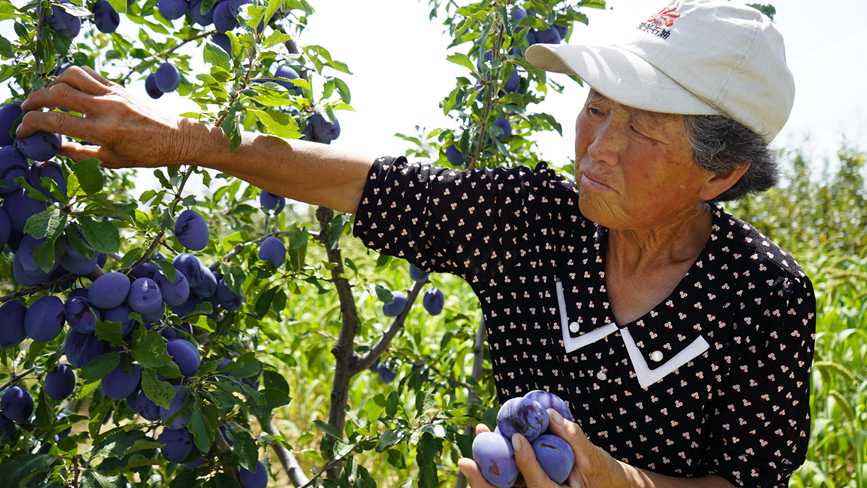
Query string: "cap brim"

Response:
xmin=525 ymin=43 xmax=719 ymax=116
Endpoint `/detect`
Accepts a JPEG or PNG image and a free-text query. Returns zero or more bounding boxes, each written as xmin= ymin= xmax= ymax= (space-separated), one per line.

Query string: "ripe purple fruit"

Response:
xmin=553 ymin=24 xmax=568 ymax=40
xmin=382 ymin=292 xmax=408 ymax=317
xmin=258 ymin=236 xmax=285 ymax=267
xmin=128 ymin=277 xmax=164 ymax=316
xmin=173 ymin=253 xmax=217 ymax=298
xmin=409 ymin=263 xmax=428 ymax=282
xmin=472 ymin=431 xmax=519 ymax=488
xmin=274 ymin=65 xmax=302 ymax=95
xmin=101 ymin=365 xmax=141 ymax=400
xmin=127 ymin=388 xmax=160 ymax=420
xmin=88 ymin=271 xmax=131 ymax=309
xmin=15 ymin=132 xmax=61 ymax=161
xmin=445 ymin=145 xmax=464 ymax=166
xmin=47 ymin=3 xmax=82 ymax=39
xmin=131 ymin=262 xmax=158 ymax=279
xmin=63 ymin=331 xmax=110 ymax=368
xmin=214 ymin=275 xmax=241 ymax=311
xmin=1 ymin=386 xmax=33 ymax=424
xmin=159 ymin=427 xmax=194 ymax=463
xmin=0 ymin=208 xmax=9 ymax=248
xmin=213 ymin=0 xmax=251 ymax=32
xmin=0 ymin=145 xmax=28 ymax=194
xmin=511 ymin=6 xmax=527 ymax=22
xmin=422 ymin=288 xmax=444 ymax=315
xmin=523 ymin=390 xmax=574 ymax=422
xmin=154 ymin=63 xmax=181 ymax=93
xmin=154 ymin=270 xmax=190 ymax=307
xmin=45 ymin=365 xmax=75 ymax=401
xmin=174 ymin=209 xmax=209 ymax=250
xmin=145 ymin=74 xmax=164 ymax=99
xmin=259 ymin=190 xmax=285 ymax=212
xmin=158 ymin=0 xmax=187 ymax=20
xmin=29 ymin=161 xmax=67 ymax=200
xmin=376 ymin=364 xmax=396 ymax=384
xmin=4 ymin=189 xmax=47 ymax=232
xmin=303 ymin=113 xmax=340 ymax=144
xmin=532 ymin=26 xmax=562 ymax=45
xmin=239 ymin=460 xmax=268 ymax=488
xmin=160 ymin=385 xmax=189 ymax=428
xmin=92 ymin=0 xmax=120 ymax=33
xmin=504 ymin=69 xmax=521 ymax=93
xmin=0 ymin=103 xmax=22 ymax=146
xmin=531 ymin=434 xmax=574 ymax=483
xmin=493 ymin=116 xmax=512 ymax=140
xmin=65 ymin=297 xmax=97 ymax=333
xmin=59 ymin=244 xmax=97 ymax=275
xmin=496 ymin=396 xmax=549 ymax=442
xmin=212 ymin=33 xmax=232 ymax=54
xmin=167 ymin=338 xmax=200 ymax=376
xmin=0 ymin=300 xmax=27 ymax=347
xmin=188 ymin=0 xmax=214 ymax=26
xmin=24 ymin=296 xmax=66 ymax=342
xmin=12 ymin=236 xmax=54 ymax=285
xmin=101 ymin=304 xmax=136 ymax=336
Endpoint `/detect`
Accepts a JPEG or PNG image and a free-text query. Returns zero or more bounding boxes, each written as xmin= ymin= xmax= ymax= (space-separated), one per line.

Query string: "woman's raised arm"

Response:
xmin=16 ymin=65 xmax=375 ymax=214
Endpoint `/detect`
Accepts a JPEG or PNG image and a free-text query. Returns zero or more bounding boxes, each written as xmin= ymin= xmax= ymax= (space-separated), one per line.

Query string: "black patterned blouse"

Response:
xmin=352 ymin=156 xmax=817 ymax=487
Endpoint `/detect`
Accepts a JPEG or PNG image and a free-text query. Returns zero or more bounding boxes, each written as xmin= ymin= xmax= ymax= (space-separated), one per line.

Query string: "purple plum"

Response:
xmin=88 ymin=271 xmax=131 ymax=309
xmin=496 ymin=396 xmax=549 ymax=442
xmin=212 ymin=33 xmax=232 ymax=54
xmin=382 ymin=292 xmax=408 ymax=317
xmin=493 ymin=116 xmax=512 ymax=140
xmin=154 ymin=270 xmax=190 ymax=307
xmin=511 ymin=6 xmax=527 ymax=22
xmin=0 ymin=145 xmax=28 ymax=194
xmin=15 ymin=132 xmax=61 ymax=161
xmin=92 ymin=0 xmax=120 ymax=33
xmin=127 ymin=388 xmax=160 ymax=420
xmin=0 ymin=414 xmax=16 ymax=441
xmin=188 ymin=0 xmax=214 ymax=26
xmin=159 ymin=427 xmax=194 ymax=463
xmin=4 ymin=189 xmax=47 ymax=232
xmin=101 ymin=365 xmax=141 ymax=400
xmin=101 ymin=304 xmax=136 ymax=336
xmin=65 ymin=296 xmax=96 ymax=333
xmin=445 ymin=145 xmax=464 ymax=166
xmin=12 ymin=236 xmax=54 ymax=285
xmin=531 ymin=434 xmax=574 ymax=484
xmin=174 ymin=209 xmax=209 ymax=250
xmin=173 ymin=253 xmax=217 ymax=298
xmin=472 ymin=431 xmax=519 ymax=488
xmin=238 ymin=460 xmax=268 ymax=488
xmin=523 ymin=390 xmax=574 ymax=422
xmin=45 ymin=365 xmax=75 ymax=401
xmin=145 ymin=74 xmax=164 ymax=99
xmin=63 ymin=330 xmax=110 ymax=368
xmin=422 ymin=288 xmax=444 ymax=315
xmin=59 ymin=245 xmax=97 ymax=275
xmin=131 ymin=262 xmax=158 ymax=279
xmin=259 ymin=190 xmax=285 ymax=212
xmin=303 ymin=112 xmax=340 ymax=144
xmin=258 ymin=236 xmax=285 ymax=267
xmin=158 ymin=0 xmax=187 ymax=20
xmin=167 ymin=338 xmax=200 ymax=376
xmin=274 ymin=65 xmax=302 ymax=95
xmin=24 ymin=295 xmax=66 ymax=342
xmin=47 ymin=3 xmax=82 ymax=39
xmin=159 ymin=384 xmax=189 ymax=428
xmin=154 ymin=62 xmax=180 ymax=93
xmin=0 ymin=300 xmax=27 ymax=347
xmin=0 ymin=208 xmax=9 ymax=247
xmin=0 ymin=386 xmax=33 ymax=424
xmin=128 ymin=277 xmax=164 ymax=316
xmin=0 ymin=103 xmax=22 ymax=147
xmin=409 ymin=263 xmax=428 ymax=282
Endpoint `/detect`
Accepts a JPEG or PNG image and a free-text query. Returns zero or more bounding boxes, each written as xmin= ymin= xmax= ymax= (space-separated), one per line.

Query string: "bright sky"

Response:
xmin=2 ymin=0 xmax=865 ymax=197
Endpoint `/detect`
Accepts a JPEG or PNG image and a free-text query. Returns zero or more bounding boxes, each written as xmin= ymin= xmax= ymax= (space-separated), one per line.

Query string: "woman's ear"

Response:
xmin=699 ymin=160 xmax=751 ymax=201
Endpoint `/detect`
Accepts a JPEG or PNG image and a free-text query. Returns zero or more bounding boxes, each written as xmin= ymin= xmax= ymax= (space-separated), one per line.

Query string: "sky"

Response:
xmin=2 ymin=0 xmax=866 ymax=196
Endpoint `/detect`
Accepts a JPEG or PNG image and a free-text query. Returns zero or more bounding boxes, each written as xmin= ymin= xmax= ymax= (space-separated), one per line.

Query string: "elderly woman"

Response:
xmin=17 ymin=0 xmax=815 ymax=487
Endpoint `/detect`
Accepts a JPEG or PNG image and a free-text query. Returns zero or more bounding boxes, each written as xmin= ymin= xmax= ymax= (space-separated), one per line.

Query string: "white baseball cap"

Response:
xmin=525 ymin=0 xmax=795 ymax=143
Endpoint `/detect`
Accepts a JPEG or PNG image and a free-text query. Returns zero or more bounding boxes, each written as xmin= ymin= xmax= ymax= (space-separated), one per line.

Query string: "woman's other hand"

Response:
xmin=459 ymin=409 xmax=624 ymax=487
xmin=16 ymin=65 xmax=196 ymax=169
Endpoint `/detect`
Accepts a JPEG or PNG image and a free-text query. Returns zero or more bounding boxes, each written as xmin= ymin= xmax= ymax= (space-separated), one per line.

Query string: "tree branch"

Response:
xmin=263 ymin=419 xmax=310 ymax=487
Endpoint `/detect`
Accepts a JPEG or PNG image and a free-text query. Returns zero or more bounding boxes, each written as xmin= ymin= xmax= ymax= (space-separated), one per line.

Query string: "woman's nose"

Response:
xmin=587 ymin=120 xmax=627 ymax=167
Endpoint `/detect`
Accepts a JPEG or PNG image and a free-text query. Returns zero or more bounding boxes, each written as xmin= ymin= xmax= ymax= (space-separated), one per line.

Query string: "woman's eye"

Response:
xmin=586 ymin=106 xmax=602 ymax=116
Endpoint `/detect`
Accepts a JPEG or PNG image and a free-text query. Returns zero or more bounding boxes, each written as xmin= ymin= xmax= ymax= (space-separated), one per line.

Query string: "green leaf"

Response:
xmin=376 ymin=429 xmax=402 ymax=451
xmin=33 ymin=237 xmax=59 ymax=273
xmin=106 ymin=0 xmax=127 ymax=13
xmin=250 ymin=109 xmax=300 ymax=139
xmin=79 ymin=217 xmax=120 ymax=254
xmin=141 ymin=368 xmax=175 ymax=409
xmin=72 ymin=158 xmax=105 ymax=195
xmin=313 ymin=420 xmax=340 ymax=440
xmin=189 ymin=404 xmax=213 ymax=453
xmin=204 ymin=42 xmax=231 ymax=71
xmin=131 ymin=329 xmax=172 ymax=369
xmin=262 ymin=369 xmax=290 ymax=409
xmin=254 ymin=286 xmax=280 ymax=319
xmin=447 ymin=53 xmax=477 ymax=75
xmin=233 ymin=429 xmax=258 ymax=471
xmin=221 ymin=352 xmax=261 ymax=378
xmin=416 ymin=432 xmax=442 ymax=488
xmin=81 ymin=352 xmax=121 ymax=381
xmin=375 ymin=285 xmax=394 ymax=303
xmin=24 ymin=207 xmax=66 ymax=240
xmin=95 ymin=320 xmax=124 ymax=346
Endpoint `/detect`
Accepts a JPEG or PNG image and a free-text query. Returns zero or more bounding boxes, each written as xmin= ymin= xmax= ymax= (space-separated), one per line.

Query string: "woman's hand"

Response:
xmin=459 ymin=409 xmax=625 ymax=488
xmin=16 ymin=65 xmax=196 ymax=169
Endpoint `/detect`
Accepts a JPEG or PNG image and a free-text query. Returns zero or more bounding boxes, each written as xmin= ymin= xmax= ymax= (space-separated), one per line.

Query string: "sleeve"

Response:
xmin=352 ymin=155 xmax=570 ymax=285
xmin=700 ymin=274 xmax=817 ymax=487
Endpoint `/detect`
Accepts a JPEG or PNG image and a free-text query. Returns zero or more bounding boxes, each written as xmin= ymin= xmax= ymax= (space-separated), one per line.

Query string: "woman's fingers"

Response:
xmin=475 ymin=424 xmax=491 ymax=435
xmin=511 ymin=434 xmax=556 ymax=487
xmin=53 ymin=65 xmax=113 ymax=96
xmin=78 ymin=65 xmax=116 ymax=88
xmin=458 ymin=458 xmax=496 ymax=488
xmin=60 ymin=140 xmax=116 ymax=166
xmin=21 ymin=82 xmax=99 ymax=114
xmin=16 ymin=110 xmax=95 ymax=141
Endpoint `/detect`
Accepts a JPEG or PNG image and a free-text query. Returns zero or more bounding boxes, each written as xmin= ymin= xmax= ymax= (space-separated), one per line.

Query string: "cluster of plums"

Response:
xmin=145 ymin=62 xmax=182 ymax=99
xmin=380 ymin=263 xmax=444 ymax=318
xmin=511 ymin=6 xmax=569 ymax=45
xmin=46 ymin=0 xmax=125 ymax=39
xmin=368 ymin=359 xmax=397 ymax=384
xmin=473 ymin=390 xmax=576 ymax=487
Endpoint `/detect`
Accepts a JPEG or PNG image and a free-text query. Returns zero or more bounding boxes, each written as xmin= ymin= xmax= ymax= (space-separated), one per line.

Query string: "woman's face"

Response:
xmin=573 ymin=90 xmax=713 ymax=230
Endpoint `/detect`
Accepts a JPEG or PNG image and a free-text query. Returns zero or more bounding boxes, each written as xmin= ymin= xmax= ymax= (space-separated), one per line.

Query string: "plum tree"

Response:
xmin=159 ymin=427 xmax=195 ymax=463
xmin=160 ymin=385 xmax=189 ymax=429
xmin=145 ymin=74 xmax=164 ymax=99
xmin=92 ymin=0 xmax=120 ymax=34
xmin=47 ymin=2 xmax=82 ymax=39
xmin=174 ymin=209 xmax=209 ymax=250
xmin=531 ymin=434 xmax=574 ymax=484
xmin=496 ymin=396 xmax=549 ymax=442
xmin=24 ymin=295 xmax=66 ymax=342
xmin=155 ymin=62 xmax=181 ymax=93
xmin=158 ymin=0 xmax=187 ymax=20
xmin=15 ymin=132 xmax=62 ymax=161
xmin=1 ymin=386 xmax=34 ymax=424
xmin=44 ymin=365 xmax=76 ymax=401
xmin=167 ymin=338 xmax=201 ymax=376
xmin=382 ymin=292 xmax=408 ymax=317
xmin=63 ymin=330 xmax=111 ymax=368
xmin=258 ymin=236 xmax=285 ymax=267
xmin=88 ymin=271 xmax=131 ymax=309
xmin=189 ymin=0 xmax=214 ymax=26
xmin=101 ymin=365 xmax=142 ymax=400
xmin=409 ymin=263 xmax=429 ymax=282
xmin=422 ymin=288 xmax=444 ymax=316
xmin=0 ymin=300 xmax=27 ymax=347
xmin=259 ymin=190 xmax=285 ymax=213
xmin=523 ymin=390 xmax=574 ymax=422
xmin=0 ymin=103 xmax=22 ymax=146
xmin=128 ymin=277 xmax=164 ymax=316
xmin=154 ymin=270 xmax=190 ymax=307
xmin=445 ymin=144 xmax=464 ymax=166
xmin=472 ymin=431 xmax=519 ymax=488
xmin=239 ymin=460 xmax=268 ymax=488
xmin=303 ymin=112 xmax=341 ymax=144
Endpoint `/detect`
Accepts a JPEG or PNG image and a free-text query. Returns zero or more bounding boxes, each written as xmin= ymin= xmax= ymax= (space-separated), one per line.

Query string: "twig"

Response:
xmin=0 ymin=367 xmax=36 ymax=390
xmin=263 ymin=419 xmax=310 ymax=486
xmin=120 ymin=30 xmax=214 ymax=83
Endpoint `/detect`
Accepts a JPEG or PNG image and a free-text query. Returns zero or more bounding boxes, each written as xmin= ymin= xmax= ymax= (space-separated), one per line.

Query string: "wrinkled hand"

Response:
xmin=459 ymin=409 xmax=622 ymax=488
xmin=17 ymin=65 xmax=194 ymax=168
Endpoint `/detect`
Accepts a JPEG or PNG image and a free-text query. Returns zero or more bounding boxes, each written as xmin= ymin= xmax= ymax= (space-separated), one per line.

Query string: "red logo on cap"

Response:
xmin=647 ymin=6 xmax=680 ymax=28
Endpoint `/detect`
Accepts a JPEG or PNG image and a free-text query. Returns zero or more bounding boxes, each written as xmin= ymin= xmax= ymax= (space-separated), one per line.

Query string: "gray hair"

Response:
xmin=684 ymin=115 xmax=778 ymax=202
